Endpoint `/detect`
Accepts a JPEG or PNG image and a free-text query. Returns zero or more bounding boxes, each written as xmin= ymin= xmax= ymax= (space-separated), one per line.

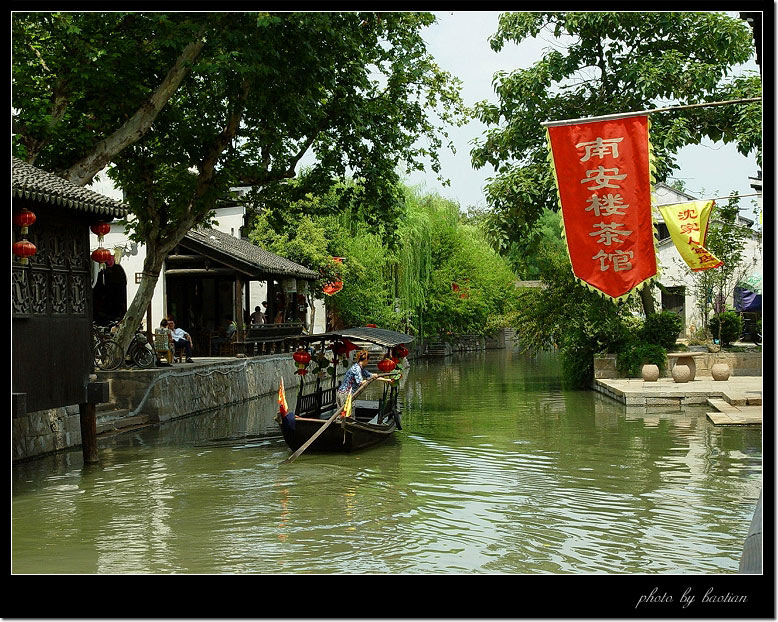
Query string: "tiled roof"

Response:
xmin=12 ymin=157 xmax=128 ymax=218
xmin=184 ymin=226 xmax=318 ymax=279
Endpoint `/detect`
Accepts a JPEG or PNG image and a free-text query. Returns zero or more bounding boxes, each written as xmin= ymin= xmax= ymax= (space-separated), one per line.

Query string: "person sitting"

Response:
xmin=154 ymin=319 xmax=175 ymax=365
xmin=250 ymin=305 xmax=265 ymax=325
xmin=168 ymin=319 xmax=194 ymax=363
xmin=211 ymin=316 xmax=237 ymax=354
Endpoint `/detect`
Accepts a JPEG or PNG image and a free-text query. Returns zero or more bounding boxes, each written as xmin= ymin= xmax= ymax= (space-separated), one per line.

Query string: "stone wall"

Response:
xmin=96 ymin=354 xmax=320 ymax=423
xmin=12 ymin=405 xmax=83 ymax=462
xmin=13 ymin=354 xmax=320 ymax=462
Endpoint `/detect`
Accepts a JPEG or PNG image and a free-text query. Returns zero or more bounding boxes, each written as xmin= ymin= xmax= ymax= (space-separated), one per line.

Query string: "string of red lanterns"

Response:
xmin=12 ymin=208 xmax=37 ymax=264
xmin=90 ymin=221 xmax=112 ymax=271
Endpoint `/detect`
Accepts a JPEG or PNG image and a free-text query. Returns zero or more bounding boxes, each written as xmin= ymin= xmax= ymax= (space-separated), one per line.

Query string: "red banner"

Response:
xmin=547 ymin=115 xmax=657 ymax=300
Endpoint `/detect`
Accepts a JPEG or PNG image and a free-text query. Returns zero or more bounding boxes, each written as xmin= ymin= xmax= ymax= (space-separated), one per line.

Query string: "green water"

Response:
xmin=12 ymin=349 xmax=761 ymax=574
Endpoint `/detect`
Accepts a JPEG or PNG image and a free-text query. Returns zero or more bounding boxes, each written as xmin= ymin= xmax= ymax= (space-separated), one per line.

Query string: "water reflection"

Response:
xmin=12 ymin=349 xmax=761 ymax=574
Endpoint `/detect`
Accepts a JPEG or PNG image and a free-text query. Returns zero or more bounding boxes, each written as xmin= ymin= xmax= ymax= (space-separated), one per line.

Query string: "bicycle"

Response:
xmin=93 ymin=323 xmax=156 ymax=370
xmin=93 ymin=321 xmax=123 ymax=371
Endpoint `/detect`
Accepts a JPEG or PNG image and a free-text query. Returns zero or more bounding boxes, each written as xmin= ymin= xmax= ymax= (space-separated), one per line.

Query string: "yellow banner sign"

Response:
xmin=658 ymin=200 xmax=722 ymax=272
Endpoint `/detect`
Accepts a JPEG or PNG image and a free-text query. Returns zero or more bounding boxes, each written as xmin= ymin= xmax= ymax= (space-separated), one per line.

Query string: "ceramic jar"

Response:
xmin=671 ymin=362 xmax=692 ymax=383
xmin=641 ymin=363 xmax=660 ymax=382
xmin=711 ymin=361 xmax=731 ymax=381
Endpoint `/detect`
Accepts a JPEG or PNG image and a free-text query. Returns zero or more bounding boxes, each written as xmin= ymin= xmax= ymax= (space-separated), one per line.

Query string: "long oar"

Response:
xmin=281 ymin=374 xmax=386 ymax=464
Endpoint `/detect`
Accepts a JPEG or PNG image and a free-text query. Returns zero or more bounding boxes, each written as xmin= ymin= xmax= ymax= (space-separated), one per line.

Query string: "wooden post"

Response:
xmin=79 ymin=402 xmax=99 ymax=464
xmin=235 ymin=276 xmax=244 ymax=333
xmin=146 ymin=302 xmax=153 ymax=343
xmin=80 ymin=381 xmax=109 ymax=465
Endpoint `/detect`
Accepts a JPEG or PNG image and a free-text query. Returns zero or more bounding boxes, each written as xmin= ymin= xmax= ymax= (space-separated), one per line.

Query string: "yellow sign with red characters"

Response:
xmin=657 ymin=200 xmax=722 ymax=272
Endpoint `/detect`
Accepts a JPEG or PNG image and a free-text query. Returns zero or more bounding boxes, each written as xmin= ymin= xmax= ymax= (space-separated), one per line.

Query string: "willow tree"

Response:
xmin=471 ymin=11 xmax=760 ymax=315
xmin=13 ymin=12 xmax=467 ymax=352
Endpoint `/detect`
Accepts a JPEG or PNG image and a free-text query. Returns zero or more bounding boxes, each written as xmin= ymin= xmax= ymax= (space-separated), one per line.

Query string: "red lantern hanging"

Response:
xmin=13 ymin=239 xmax=37 ymax=264
xmin=296 ymin=368 xmax=308 ymax=376
xmin=91 ymin=246 xmax=113 ymax=270
xmin=13 ymin=208 xmax=36 ymax=235
xmin=393 ymin=344 xmax=409 ymax=359
xmin=377 ymin=357 xmax=397 ymax=373
xmin=293 ymin=349 xmax=312 ymax=366
xmin=90 ymin=222 xmax=111 ymax=237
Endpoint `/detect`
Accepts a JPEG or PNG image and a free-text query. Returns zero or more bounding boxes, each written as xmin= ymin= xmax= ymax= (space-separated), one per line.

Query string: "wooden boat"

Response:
xmin=276 ymin=327 xmax=414 ymax=454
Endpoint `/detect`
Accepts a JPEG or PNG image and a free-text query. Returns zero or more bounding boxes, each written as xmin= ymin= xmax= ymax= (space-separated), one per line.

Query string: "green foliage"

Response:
xmin=641 ymin=311 xmax=683 ymax=351
xmin=513 ymin=242 xmax=638 ymax=388
xmin=248 ymin=181 xmax=522 ymax=337
xmin=616 ymin=343 xmax=667 ymax=378
xmin=13 ymin=12 xmax=469 ymax=350
xmin=471 ymin=11 xmax=760 ymax=248
xmin=709 ymin=311 xmax=743 ymax=346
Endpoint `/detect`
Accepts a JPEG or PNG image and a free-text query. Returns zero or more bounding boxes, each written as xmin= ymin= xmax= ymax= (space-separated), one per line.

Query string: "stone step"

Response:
xmin=96 ymin=409 xmax=151 ymax=435
xmin=96 ymin=401 xmax=121 ymax=413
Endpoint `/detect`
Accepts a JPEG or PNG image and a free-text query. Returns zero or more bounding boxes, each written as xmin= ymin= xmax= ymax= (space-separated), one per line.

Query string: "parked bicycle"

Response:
xmin=93 ymin=323 xmax=156 ymax=370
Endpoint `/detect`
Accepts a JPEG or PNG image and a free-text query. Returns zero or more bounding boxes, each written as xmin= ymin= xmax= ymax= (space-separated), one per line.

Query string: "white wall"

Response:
xmin=655 ymin=231 xmax=762 ymax=336
xmin=90 ymin=222 xmax=165 ymax=331
xmin=85 ymin=175 xmax=325 ymax=333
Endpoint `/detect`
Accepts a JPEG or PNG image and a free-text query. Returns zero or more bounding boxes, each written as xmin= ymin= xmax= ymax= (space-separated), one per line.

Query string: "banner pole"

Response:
xmin=655 ymin=192 xmax=762 ymax=206
xmin=541 ymin=98 xmax=761 ymax=128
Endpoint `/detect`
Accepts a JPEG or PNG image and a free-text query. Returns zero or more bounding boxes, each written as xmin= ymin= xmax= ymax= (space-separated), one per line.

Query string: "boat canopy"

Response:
xmin=299 ymin=326 xmax=414 ymax=347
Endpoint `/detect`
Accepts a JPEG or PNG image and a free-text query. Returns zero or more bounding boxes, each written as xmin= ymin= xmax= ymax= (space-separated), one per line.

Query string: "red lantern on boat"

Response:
xmin=293 ymin=349 xmax=312 ymax=366
xmin=330 ymin=341 xmax=347 ymax=356
xmin=365 ymin=323 xmax=377 ymax=328
xmin=90 ymin=222 xmax=111 ymax=237
xmin=13 ymin=239 xmax=37 ymax=264
xmin=13 ymin=208 xmax=36 ymax=235
xmin=377 ymin=357 xmax=397 ymax=373
xmin=393 ymin=344 xmax=409 ymax=359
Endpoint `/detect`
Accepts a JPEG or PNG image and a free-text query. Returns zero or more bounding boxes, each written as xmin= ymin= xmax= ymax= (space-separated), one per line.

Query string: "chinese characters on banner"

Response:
xmin=657 ymin=200 xmax=722 ymax=271
xmin=546 ymin=115 xmax=657 ymax=301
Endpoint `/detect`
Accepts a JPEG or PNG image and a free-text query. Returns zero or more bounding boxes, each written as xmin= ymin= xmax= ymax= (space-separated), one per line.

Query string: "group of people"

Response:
xmin=248 ymin=293 xmax=308 ymax=326
xmin=154 ymin=317 xmax=195 ymax=365
xmin=151 ymin=294 xmax=310 ymax=366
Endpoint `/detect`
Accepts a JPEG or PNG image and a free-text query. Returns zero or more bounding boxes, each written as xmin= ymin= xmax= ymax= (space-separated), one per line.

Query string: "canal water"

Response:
xmin=12 ymin=349 xmax=761 ymax=574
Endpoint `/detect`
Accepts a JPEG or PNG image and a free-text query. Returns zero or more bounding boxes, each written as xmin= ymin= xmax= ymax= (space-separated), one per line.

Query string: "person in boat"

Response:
xmin=336 ymin=349 xmax=391 ymax=409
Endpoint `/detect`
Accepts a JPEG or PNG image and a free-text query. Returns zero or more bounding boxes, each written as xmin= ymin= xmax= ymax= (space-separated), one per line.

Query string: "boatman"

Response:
xmin=336 ymin=350 xmax=391 ymax=410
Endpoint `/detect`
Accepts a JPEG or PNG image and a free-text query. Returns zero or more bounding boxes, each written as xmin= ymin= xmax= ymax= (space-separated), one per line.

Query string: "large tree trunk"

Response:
xmin=640 ymin=284 xmax=656 ymax=316
xmin=113 ymin=247 xmax=167 ymax=355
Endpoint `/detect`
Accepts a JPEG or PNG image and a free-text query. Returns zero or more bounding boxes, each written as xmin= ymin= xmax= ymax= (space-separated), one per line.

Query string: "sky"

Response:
xmin=405 ymin=11 xmax=762 ymax=219
xmin=90 ymin=11 xmax=762 ymax=219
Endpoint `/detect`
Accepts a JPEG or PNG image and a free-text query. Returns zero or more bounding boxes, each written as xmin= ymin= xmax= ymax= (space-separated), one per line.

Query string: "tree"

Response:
xmin=470 ymin=11 xmax=760 ymax=315
xmin=683 ymin=194 xmax=760 ymax=341
xmin=12 ymin=13 xmax=212 ymax=182
xmin=13 ymin=12 xmax=467 ymax=353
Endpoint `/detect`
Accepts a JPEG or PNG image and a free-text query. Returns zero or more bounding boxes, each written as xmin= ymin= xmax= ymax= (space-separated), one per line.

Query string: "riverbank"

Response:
xmin=593 ymin=376 xmax=762 ymax=424
xmin=13 ymin=331 xmax=496 ymax=462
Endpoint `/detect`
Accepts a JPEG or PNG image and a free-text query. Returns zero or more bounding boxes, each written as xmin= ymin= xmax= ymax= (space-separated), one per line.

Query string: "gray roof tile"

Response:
xmin=12 ymin=157 xmax=128 ymax=218
xmin=185 ymin=226 xmax=318 ymax=279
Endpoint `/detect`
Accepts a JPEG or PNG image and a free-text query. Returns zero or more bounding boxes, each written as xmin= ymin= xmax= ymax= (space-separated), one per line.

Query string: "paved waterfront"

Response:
xmin=594 ymin=375 xmax=763 ymax=425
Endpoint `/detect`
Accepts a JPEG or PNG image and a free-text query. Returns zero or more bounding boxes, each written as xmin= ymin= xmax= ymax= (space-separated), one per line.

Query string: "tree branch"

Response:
xmin=62 ymin=29 xmax=208 ymax=186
